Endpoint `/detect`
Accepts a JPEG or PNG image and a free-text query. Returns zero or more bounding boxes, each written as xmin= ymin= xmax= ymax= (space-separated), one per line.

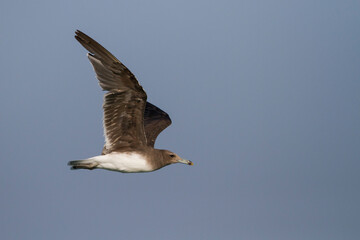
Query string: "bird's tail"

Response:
xmin=68 ymin=159 xmax=99 ymax=170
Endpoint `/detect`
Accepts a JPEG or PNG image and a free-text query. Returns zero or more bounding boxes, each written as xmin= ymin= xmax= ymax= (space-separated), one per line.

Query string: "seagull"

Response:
xmin=68 ymin=30 xmax=192 ymax=173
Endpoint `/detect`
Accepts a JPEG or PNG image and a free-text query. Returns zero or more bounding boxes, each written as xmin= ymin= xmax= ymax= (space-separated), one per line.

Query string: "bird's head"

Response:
xmin=161 ymin=150 xmax=193 ymax=166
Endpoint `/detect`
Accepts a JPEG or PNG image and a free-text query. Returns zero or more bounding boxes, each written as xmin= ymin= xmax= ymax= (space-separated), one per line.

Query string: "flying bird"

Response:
xmin=68 ymin=30 xmax=192 ymax=173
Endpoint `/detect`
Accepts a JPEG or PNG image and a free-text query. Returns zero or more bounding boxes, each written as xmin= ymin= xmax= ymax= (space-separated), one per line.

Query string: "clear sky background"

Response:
xmin=1 ymin=0 xmax=359 ymax=239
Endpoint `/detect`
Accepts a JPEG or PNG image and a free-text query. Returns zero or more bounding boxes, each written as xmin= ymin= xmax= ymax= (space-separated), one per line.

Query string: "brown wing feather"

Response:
xmin=75 ymin=30 xmax=144 ymax=93
xmin=75 ymin=30 xmax=148 ymax=152
xmin=143 ymin=102 xmax=172 ymax=147
xmin=103 ymin=91 xmax=147 ymax=151
xmin=102 ymin=101 xmax=171 ymax=154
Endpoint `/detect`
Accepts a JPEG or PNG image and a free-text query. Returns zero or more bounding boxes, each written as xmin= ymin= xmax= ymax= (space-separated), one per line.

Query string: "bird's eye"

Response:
xmin=169 ymin=154 xmax=175 ymax=158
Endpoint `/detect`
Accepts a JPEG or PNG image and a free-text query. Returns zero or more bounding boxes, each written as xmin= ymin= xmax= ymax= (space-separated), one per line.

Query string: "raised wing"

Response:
xmin=143 ymin=102 xmax=172 ymax=147
xmin=75 ymin=30 xmax=144 ymax=93
xmin=75 ymin=30 xmax=147 ymax=152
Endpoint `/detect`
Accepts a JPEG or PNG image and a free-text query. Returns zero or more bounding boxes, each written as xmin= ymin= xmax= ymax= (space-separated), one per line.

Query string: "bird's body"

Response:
xmin=68 ymin=30 xmax=192 ymax=173
xmin=70 ymin=152 xmax=153 ymax=173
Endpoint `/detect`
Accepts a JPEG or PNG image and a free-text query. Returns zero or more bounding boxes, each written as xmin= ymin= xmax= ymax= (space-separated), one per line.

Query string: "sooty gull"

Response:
xmin=68 ymin=30 xmax=193 ymax=173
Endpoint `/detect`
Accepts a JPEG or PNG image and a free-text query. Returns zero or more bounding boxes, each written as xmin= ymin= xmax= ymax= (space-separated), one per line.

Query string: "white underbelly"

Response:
xmin=92 ymin=152 xmax=153 ymax=173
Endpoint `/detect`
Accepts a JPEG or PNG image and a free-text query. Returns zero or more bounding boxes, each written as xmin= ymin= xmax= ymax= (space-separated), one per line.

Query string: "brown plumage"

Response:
xmin=68 ymin=30 xmax=192 ymax=173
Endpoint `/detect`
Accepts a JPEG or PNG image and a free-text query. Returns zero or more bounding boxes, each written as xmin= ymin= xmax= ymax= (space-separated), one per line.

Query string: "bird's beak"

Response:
xmin=178 ymin=159 xmax=193 ymax=166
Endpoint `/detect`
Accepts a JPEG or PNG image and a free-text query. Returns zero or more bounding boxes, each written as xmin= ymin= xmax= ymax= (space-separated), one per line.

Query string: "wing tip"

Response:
xmin=75 ymin=29 xmax=85 ymax=37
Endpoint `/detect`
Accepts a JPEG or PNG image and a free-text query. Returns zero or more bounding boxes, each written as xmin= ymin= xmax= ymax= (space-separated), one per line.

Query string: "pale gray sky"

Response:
xmin=1 ymin=0 xmax=360 ymax=239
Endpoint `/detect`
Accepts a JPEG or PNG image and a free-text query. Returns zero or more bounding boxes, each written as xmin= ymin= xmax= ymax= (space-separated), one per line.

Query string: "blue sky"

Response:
xmin=1 ymin=0 xmax=360 ymax=239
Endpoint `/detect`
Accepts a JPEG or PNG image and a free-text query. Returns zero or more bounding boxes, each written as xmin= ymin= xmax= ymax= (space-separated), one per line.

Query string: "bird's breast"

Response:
xmin=96 ymin=152 xmax=154 ymax=173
